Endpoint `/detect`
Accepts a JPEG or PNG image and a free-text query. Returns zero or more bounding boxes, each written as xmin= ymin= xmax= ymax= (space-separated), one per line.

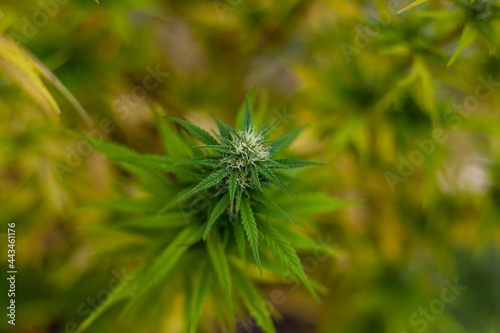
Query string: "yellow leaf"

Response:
xmin=0 ymin=35 xmax=60 ymax=115
xmin=397 ymin=0 xmax=429 ymax=14
xmin=0 ymin=34 xmax=93 ymax=125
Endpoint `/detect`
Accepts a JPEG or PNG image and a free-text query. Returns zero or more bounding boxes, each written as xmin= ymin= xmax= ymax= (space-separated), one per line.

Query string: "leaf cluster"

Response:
xmin=78 ymin=100 xmax=349 ymax=333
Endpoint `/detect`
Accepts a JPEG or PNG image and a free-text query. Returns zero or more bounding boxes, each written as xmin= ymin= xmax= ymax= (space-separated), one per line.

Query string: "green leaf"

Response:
xmin=207 ymin=195 xmax=218 ymax=219
xmin=206 ymin=231 xmax=234 ymax=315
xmin=253 ymin=205 xmax=291 ymax=225
xmin=156 ymin=187 xmax=192 ymax=215
xmin=192 ymin=145 xmax=233 ymax=154
xmin=180 ymin=156 xmax=220 ymax=168
xmin=259 ymin=120 xmax=280 ymax=137
xmin=269 ymin=126 xmax=305 ymax=156
xmin=80 ymin=226 xmax=202 ymax=331
xmin=233 ymin=215 xmax=247 ymax=263
xmin=210 ymin=287 xmax=235 ymax=332
xmin=257 ymin=119 xmax=269 ymax=133
xmin=187 ymin=260 xmax=211 ymax=333
xmin=167 ymin=117 xmax=219 ymax=145
xmin=152 ymin=106 xmax=191 ymax=158
xmin=275 ymin=158 xmax=325 ymax=168
xmin=243 ymin=98 xmax=253 ymax=131
xmin=396 ymin=0 xmax=428 ymax=14
xmin=133 ymin=225 xmax=203 ymax=301
xmin=263 ymin=160 xmax=289 ymax=169
xmin=178 ymin=168 xmax=230 ymax=201
xmin=210 ymin=115 xmax=230 ymax=139
xmin=85 ymin=134 xmax=136 ymax=159
xmin=256 ymin=164 xmax=290 ymax=199
xmin=229 ymin=171 xmax=238 ymax=211
xmin=215 ymin=117 xmax=237 ymax=138
xmin=223 ymin=224 xmax=231 ymax=247
xmin=204 ymin=194 xmax=230 ymax=239
xmin=218 ymin=154 xmax=239 ymax=166
xmin=80 ymin=198 xmax=162 ymax=213
xmin=78 ymin=270 xmax=136 ymax=331
xmin=275 ymin=223 xmax=338 ymax=257
xmin=183 ymin=273 xmax=193 ymax=333
xmin=447 ymin=24 xmax=476 ymax=67
xmin=236 ymin=88 xmax=258 ymax=128
xmin=116 ymin=214 xmax=186 ymax=229
xmin=259 ymin=221 xmax=320 ymax=301
xmin=250 ymin=165 xmax=262 ymax=191
xmin=118 ymin=163 xmax=172 ymax=197
xmin=236 ymin=187 xmax=244 ymax=211
xmin=251 ymin=191 xmax=293 ymax=223
xmin=115 ymin=250 xmax=200 ymax=325
xmin=230 ymin=265 xmax=277 ymax=333
xmin=113 ymin=154 xmax=176 ymax=171
xmin=240 ymin=198 xmax=262 ymax=275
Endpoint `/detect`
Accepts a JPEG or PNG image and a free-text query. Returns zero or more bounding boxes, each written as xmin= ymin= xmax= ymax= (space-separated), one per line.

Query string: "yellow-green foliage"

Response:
xmin=1 ymin=0 xmax=500 ymax=332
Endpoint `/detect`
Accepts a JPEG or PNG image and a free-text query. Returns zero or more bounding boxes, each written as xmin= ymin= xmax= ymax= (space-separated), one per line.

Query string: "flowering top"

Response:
xmin=169 ymin=101 xmax=301 ymax=207
xmin=219 ymin=127 xmax=271 ymax=187
xmin=168 ymin=100 xmax=323 ymax=255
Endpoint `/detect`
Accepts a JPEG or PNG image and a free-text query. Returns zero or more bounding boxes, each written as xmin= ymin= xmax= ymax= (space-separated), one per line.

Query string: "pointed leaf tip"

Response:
xmin=396 ymin=0 xmax=428 ymax=14
xmin=243 ymin=98 xmax=253 ymax=131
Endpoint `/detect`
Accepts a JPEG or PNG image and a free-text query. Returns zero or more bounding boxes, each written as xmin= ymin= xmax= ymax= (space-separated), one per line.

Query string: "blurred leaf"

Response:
xmin=231 ymin=264 xmax=277 ymax=333
xmin=167 ymin=117 xmax=219 ymax=146
xmin=240 ymin=197 xmax=263 ymax=275
xmin=270 ymin=126 xmax=305 ymax=156
xmin=187 ymin=259 xmax=211 ymax=333
xmin=259 ymin=221 xmax=320 ymax=301
xmin=397 ymin=0 xmax=428 ymax=14
xmin=206 ymin=231 xmax=234 ymax=315
xmin=204 ymin=194 xmax=230 ymax=239
xmin=448 ymin=24 xmax=476 ymax=67
xmin=0 ymin=36 xmax=60 ymax=116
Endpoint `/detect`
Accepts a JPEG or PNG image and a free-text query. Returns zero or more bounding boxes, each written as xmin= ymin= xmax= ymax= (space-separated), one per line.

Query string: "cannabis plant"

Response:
xmin=79 ymin=100 xmax=342 ymax=333
xmin=398 ymin=0 xmax=500 ymax=66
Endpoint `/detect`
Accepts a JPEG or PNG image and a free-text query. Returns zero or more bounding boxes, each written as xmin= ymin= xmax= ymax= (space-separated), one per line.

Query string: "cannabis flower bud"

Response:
xmin=220 ymin=127 xmax=271 ymax=187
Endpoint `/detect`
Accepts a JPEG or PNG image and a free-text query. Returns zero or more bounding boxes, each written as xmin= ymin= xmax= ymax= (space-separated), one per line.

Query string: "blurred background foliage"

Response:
xmin=1 ymin=0 xmax=500 ymax=332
